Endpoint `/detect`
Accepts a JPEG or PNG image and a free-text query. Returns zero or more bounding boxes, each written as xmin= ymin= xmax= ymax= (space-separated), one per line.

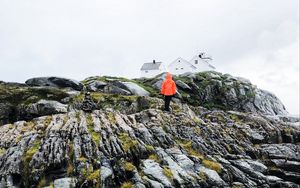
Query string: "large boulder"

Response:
xmin=103 ymin=85 xmax=131 ymax=95
xmin=19 ymin=99 xmax=68 ymax=119
xmin=25 ymin=77 xmax=84 ymax=91
xmin=121 ymin=82 xmax=149 ymax=96
xmin=254 ymin=89 xmax=288 ymax=115
xmin=0 ymin=103 xmax=14 ymax=126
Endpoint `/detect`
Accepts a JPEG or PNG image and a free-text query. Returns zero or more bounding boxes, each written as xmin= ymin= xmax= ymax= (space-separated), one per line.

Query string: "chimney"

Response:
xmin=153 ymin=60 xmax=156 ymax=64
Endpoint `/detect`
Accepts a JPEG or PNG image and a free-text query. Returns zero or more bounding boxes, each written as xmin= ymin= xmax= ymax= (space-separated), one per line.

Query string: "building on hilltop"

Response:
xmin=167 ymin=57 xmax=197 ymax=75
xmin=140 ymin=60 xmax=166 ymax=78
xmin=189 ymin=52 xmax=215 ymax=72
xmin=140 ymin=52 xmax=216 ymax=77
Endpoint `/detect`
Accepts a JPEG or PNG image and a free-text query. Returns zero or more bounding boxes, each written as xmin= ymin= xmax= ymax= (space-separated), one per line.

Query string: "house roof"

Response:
xmin=169 ymin=57 xmax=197 ymax=69
xmin=140 ymin=62 xmax=162 ymax=70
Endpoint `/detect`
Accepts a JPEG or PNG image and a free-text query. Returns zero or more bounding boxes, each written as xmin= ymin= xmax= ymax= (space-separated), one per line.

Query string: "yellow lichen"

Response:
xmin=86 ymin=114 xmax=101 ymax=146
xmin=202 ymin=159 xmax=222 ymax=173
xmin=145 ymin=144 xmax=155 ymax=151
xmin=148 ymin=154 xmax=160 ymax=163
xmin=163 ymin=166 xmax=173 ymax=179
xmin=49 ymin=182 xmax=54 ymax=188
xmin=123 ymin=162 xmax=136 ymax=171
xmin=118 ymin=133 xmax=138 ymax=152
xmin=87 ymin=169 xmax=100 ymax=181
xmin=0 ymin=148 xmax=6 ymax=156
xmin=121 ymin=181 xmax=134 ymax=188
xmin=67 ymin=162 xmax=74 ymax=176
xmin=37 ymin=176 xmax=47 ymax=188
xmin=107 ymin=112 xmax=116 ymax=124
xmin=24 ymin=139 xmax=41 ymax=163
xmin=194 ymin=127 xmax=201 ymax=135
xmin=79 ymin=156 xmax=88 ymax=162
xmin=199 ymin=171 xmax=207 ymax=181
xmin=177 ymin=140 xmax=204 ymax=159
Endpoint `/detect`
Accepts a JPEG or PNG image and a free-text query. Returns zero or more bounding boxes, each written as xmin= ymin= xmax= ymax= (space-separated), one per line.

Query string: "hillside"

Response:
xmin=0 ymin=71 xmax=299 ymax=188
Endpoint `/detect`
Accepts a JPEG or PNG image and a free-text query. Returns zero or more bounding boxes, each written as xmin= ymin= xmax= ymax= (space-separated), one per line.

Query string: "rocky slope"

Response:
xmin=0 ymin=71 xmax=299 ymax=188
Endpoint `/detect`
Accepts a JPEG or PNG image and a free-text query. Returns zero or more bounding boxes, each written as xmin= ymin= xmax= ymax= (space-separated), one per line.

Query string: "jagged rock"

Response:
xmin=86 ymin=81 xmax=107 ymax=91
xmin=260 ymin=144 xmax=300 ymax=160
xmin=0 ymin=108 xmax=299 ymax=187
xmin=142 ymin=159 xmax=172 ymax=187
xmin=254 ymin=89 xmax=288 ymax=115
xmin=121 ymin=82 xmax=150 ymax=96
xmin=175 ymin=80 xmax=191 ymax=91
xmin=25 ymin=77 xmax=84 ymax=91
xmin=197 ymin=166 xmax=226 ymax=186
xmin=53 ymin=178 xmax=77 ymax=188
xmin=271 ymin=159 xmax=300 ymax=173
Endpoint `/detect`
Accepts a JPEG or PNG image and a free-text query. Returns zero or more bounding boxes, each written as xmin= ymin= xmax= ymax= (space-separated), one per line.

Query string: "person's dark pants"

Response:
xmin=164 ymin=95 xmax=173 ymax=111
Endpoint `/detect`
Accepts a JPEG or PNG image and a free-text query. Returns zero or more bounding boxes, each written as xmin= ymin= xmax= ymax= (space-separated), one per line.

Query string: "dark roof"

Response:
xmin=140 ymin=62 xmax=162 ymax=70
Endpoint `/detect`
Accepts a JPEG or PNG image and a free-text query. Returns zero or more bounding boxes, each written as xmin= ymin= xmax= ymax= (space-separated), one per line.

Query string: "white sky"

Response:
xmin=0 ymin=0 xmax=299 ymax=115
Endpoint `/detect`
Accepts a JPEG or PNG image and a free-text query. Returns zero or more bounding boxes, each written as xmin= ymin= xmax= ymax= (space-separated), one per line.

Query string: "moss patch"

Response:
xmin=23 ymin=139 xmax=41 ymax=163
xmin=123 ymin=162 xmax=136 ymax=171
xmin=121 ymin=182 xmax=134 ymax=188
xmin=163 ymin=166 xmax=173 ymax=179
xmin=0 ymin=148 xmax=6 ymax=156
xmin=202 ymin=159 xmax=222 ymax=173
xmin=145 ymin=144 xmax=155 ymax=151
xmin=86 ymin=114 xmax=101 ymax=146
xmin=148 ymin=154 xmax=160 ymax=163
xmin=177 ymin=140 xmax=204 ymax=159
xmin=199 ymin=171 xmax=207 ymax=181
xmin=37 ymin=176 xmax=47 ymax=188
xmin=118 ymin=133 xmax=139 ymax=152
xmin=86 ymin=169 xmax=101 ymax=181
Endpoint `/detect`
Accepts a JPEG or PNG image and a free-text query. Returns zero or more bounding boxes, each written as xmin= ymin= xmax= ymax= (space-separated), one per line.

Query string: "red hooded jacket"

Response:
xmin=161 ymin=73 xmax=176 ymax=96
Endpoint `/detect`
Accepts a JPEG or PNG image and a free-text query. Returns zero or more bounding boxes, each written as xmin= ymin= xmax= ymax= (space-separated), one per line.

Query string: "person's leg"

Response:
xmin=164 ymin=96 xmax=168 ymax=111
xmin=165 ymin=96 xmax=172 ymax=111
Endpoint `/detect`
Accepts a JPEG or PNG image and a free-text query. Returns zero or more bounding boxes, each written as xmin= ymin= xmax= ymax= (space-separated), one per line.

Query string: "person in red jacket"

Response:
xmin=161 ymin=72 xmax=177 ymax=112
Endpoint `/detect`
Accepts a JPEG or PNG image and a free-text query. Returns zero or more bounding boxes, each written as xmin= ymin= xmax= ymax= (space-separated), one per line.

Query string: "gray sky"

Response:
xmin=0 ymin=0 xmax=299 ymax=115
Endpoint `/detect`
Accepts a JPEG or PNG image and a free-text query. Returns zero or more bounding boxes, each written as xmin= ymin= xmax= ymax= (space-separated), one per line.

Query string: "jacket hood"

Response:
xmin=166 ymin=72 xmax=172 ymax=80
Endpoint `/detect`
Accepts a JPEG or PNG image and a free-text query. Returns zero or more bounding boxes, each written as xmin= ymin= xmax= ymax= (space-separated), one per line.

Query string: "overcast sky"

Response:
xmin=0 ymin=0 xmax=299 ymax=115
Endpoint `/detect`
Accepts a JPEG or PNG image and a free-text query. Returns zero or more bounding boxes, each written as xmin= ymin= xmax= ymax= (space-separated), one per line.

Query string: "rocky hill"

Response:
xmin=0 ymin=71 xmax=299 ymax=188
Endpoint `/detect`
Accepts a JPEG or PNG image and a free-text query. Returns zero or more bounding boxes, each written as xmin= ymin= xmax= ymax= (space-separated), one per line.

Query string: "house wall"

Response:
xmin=140 ymin=70 xmax=161 ymax=78
xmin=189 ymin=56 xmax=215 ymax=72
xmin=168 ymin=58 xmax=195 ymax=75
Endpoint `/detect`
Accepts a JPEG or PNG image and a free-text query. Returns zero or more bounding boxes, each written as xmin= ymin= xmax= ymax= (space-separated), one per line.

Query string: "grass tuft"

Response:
xmin=163 ymin=166 xmax=173 ymax=179
xmin=121 ymin=181 xmax=134 ymax=188
xmin=202 ymin=159 xmax=222 ymax=173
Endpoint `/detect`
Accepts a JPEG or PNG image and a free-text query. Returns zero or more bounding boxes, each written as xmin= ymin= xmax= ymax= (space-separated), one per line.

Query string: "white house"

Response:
xmin=168 ymin=57 xmax=197 ymax=75
xmin=189 ymin=53 xmax=216 ymax=71
xmin=140 ymin=60 xmax=166 ymax=78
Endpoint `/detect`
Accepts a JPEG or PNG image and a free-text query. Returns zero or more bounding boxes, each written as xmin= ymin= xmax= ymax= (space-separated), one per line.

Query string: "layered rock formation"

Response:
xmin=0 ymin=71 xmax=298 ymax=188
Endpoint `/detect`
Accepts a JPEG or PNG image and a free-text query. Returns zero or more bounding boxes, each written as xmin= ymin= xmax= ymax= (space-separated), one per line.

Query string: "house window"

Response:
xmin=181 ymin=68 xmax=184 ymax=70
xmin=195 ymin=60 xmax=198 ymax=64
xmin=176 ymin=68 xmax=178 ymax=70
xmin=145 ymin=71 xmax=148 ymax=73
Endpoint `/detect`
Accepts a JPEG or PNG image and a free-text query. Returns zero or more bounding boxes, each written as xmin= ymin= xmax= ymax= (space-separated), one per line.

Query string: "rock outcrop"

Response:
xmin=0 ymin=105 xmax=299 ymax=188
xmin=25 ymin=77 xmax=84 ymax=91
xmin=137 ymin=71 xmax=288 ymax=116
xmin=0 ymin=71 xmax=298 ymax=188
